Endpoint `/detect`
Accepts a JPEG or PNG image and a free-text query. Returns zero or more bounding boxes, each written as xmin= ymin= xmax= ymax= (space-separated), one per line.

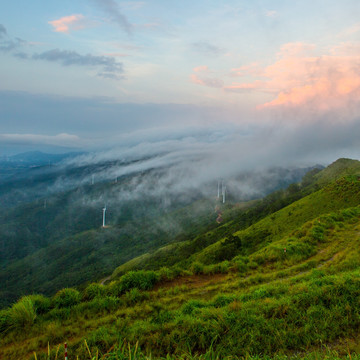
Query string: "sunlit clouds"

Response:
xmin=191 ymin=40 xmax=360 ymax=114
xmin=48 ymin=15 xmax=87 ymax=34
xmin=1 ymin=1 xmax=360 ymax=157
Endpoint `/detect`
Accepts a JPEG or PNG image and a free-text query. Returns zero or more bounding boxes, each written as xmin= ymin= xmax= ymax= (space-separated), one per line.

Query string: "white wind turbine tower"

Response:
xmin=222 ymin=181 xmax=226 ymax=204
xmin=217 ymin=181 xmax=220 ymax=199
xmin=102 ymin=206 xmax=107 ymax=227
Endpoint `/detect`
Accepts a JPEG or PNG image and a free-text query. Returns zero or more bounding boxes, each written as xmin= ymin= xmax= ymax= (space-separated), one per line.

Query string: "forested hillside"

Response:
xmin=1 ymin=158 xmax=360 ymax=359
xmin=0 ymin=154 xmax=315 ymax=308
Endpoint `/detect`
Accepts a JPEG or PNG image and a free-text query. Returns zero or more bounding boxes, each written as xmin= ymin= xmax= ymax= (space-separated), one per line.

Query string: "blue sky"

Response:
xmin=1 ymin=1 xmax=360 ymax=158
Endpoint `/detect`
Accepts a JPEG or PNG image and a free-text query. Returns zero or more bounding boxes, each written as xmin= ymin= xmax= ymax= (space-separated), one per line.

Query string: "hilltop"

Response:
xmin=1 ymin=158 xmax=360 ymax=359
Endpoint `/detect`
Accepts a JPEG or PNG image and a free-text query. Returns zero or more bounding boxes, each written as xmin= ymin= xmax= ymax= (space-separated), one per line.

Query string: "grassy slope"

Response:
xmin=1 ymin=158 xmax=360 ymax=359
xmin=193 ymin=174 xmax=360 ymax=265
xmin=110 ymin=158 xmax=360 ymax=277
xmin=0 ymin=196 xmax=219 ymax=308
xmin=2 ymin=206 xmax=360 ymax=359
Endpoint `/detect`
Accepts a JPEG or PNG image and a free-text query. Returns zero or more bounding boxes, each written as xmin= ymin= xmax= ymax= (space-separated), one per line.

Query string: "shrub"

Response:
xmin=53 ymin=288 xmax=81 ymax=308
xmin=29 ymin=294 xmax=51 ymax=315
xmin=121 ymin=270 xmax=160 ymax=291
xmin=311 ymin=225 xmax=325 ymax=242
xmin=47 ymin=307 xmax=71 ymax=321
xmin=0 ymin=309 xmax=9 ymax=333
xmin=236 ymin=259 xmax=248 ymax=273
xmin=125 ymin=288 xmax=149 ymax=305
xmin=8 ymin=296 xmax=36 ymax=329
xmin=158 ymin=267 xmax=176 ymax=281
xmin=106 ymin=281 xmax=124 ymax=297
xmin=212 ymin=260 xmax=230 ymax=273
xmin=83 ymin=283 xmax=105 ymax=301
xmin=191 ymin=262 xmax=204 ymax=275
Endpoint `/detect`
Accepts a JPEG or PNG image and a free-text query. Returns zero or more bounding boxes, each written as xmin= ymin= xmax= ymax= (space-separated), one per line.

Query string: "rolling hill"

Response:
xmin=1 ymin=158 xmax=360 ymax=359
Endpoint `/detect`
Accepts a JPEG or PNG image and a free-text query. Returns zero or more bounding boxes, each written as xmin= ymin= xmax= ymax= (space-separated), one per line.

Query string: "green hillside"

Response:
xmin=110 ymin=158 xmax=360 ymax=277
xmin=0 ymin=196 xmax=219 ymax=308
xmin=0 ymin=163 xmax=317 ymax=308
xmin=1 ymin=158 xmax=360 ymax=359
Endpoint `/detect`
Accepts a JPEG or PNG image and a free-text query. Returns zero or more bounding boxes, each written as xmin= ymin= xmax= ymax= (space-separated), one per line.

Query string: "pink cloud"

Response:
xmin=224 ymin=81 xmax=266 ymax=93
xmin=229 ymin=63 xmax=261 ymax=77
xmin=49 ymin=14 xmax=87 ymax=34
xmin=190 ymin=74 xmax=223 ymax=88
xmin=223 ymin=42 xmax=360 ymax=112
xmin=259 ymin=49 xmax=360 ymax=110
xmin=189 ymin=41 xmax=360 ymax=114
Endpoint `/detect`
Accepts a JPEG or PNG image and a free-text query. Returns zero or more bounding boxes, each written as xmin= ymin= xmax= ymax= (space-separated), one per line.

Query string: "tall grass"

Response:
xmin=31 ymin=340 xmax=360 ymax=360
xmin=7 ymin=296 xmax=36 ymax=329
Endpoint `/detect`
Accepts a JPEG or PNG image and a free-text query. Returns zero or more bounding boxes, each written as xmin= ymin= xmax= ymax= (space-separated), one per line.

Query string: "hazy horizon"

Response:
xmin=1 ymin=1 xmax=360 ymax=165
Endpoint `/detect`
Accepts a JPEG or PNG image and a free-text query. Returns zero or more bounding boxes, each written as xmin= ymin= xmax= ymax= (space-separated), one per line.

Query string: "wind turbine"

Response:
xmin=221 ymin=181 xmax=226 ymax=204
xmin=102 ymin=206 xmax=107 ymax=227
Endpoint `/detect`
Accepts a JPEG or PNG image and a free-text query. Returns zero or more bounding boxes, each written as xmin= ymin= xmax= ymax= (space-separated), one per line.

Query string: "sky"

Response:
xmin=1 ymin=0 xmax=360 ymax=162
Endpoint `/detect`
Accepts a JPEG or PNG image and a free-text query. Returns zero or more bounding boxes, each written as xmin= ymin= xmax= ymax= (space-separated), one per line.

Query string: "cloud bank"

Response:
xmin=1 ymin=25 xmax=124 ymax=79
xmin=32 ymin=49 xmax=124 ymax=79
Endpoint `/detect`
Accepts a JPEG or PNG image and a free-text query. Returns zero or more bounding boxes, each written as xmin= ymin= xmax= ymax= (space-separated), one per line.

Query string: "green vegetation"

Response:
xmin=1 ymin=158 xmax=360 ymax=359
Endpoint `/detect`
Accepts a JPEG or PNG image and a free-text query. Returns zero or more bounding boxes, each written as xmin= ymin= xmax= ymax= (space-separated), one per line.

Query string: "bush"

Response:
xmin=158 ymin=267 xmax=176 ymax=281
xmin=236 ymin=259 xmax=248 ymax=273
xmin=212 ymin=261 xmax=230 ymax=274
xmin=106 ymin=281 xmax=124 ymax=297
xmin=191 ymin=262 xmax=204 ymax=275
xmin=0 ymin=309 xmax=9 ymax=333
xmin=121 ymin=270 xmax=160 ymax=291
xmin=311 ymin=225 xmax=325 ymax=242
xmin=83 ymin=283 xmax=106 ymax=301
xmin=29 ymin=294 xmax=51 ymax=315
xmin=53 ymin=288 xmax=81 ymax=308
xmin=8 ymin=296 xmax=36 ymax=329
xmin=125 ymin=288 xmax=149 ymax=305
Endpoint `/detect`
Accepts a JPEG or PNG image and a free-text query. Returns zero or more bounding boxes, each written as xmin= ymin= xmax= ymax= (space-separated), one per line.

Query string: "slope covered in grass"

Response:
xmin=1 ymin=204 xmax=360 ymax=359
xmin=1 ymin=158 xmax=360 ymax=359
xmin=193 ymin=174 xmax=360 ymax=265
xmin=111 ymin=159 xmax=360 ymax=276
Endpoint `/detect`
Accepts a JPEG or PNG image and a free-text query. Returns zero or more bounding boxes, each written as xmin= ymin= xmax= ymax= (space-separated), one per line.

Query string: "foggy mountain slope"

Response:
xmin=2 ymin=157 xmax=360 ymax=359
xmin=0 ymin=151 xmax=318 ymax=308
xmin=109 ymin=158 xmax=360 ymax=276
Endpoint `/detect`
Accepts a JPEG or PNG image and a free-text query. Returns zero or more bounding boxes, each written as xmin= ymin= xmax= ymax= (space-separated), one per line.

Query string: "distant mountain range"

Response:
xmin=0 ymin=150 xmax=84 ymax=166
